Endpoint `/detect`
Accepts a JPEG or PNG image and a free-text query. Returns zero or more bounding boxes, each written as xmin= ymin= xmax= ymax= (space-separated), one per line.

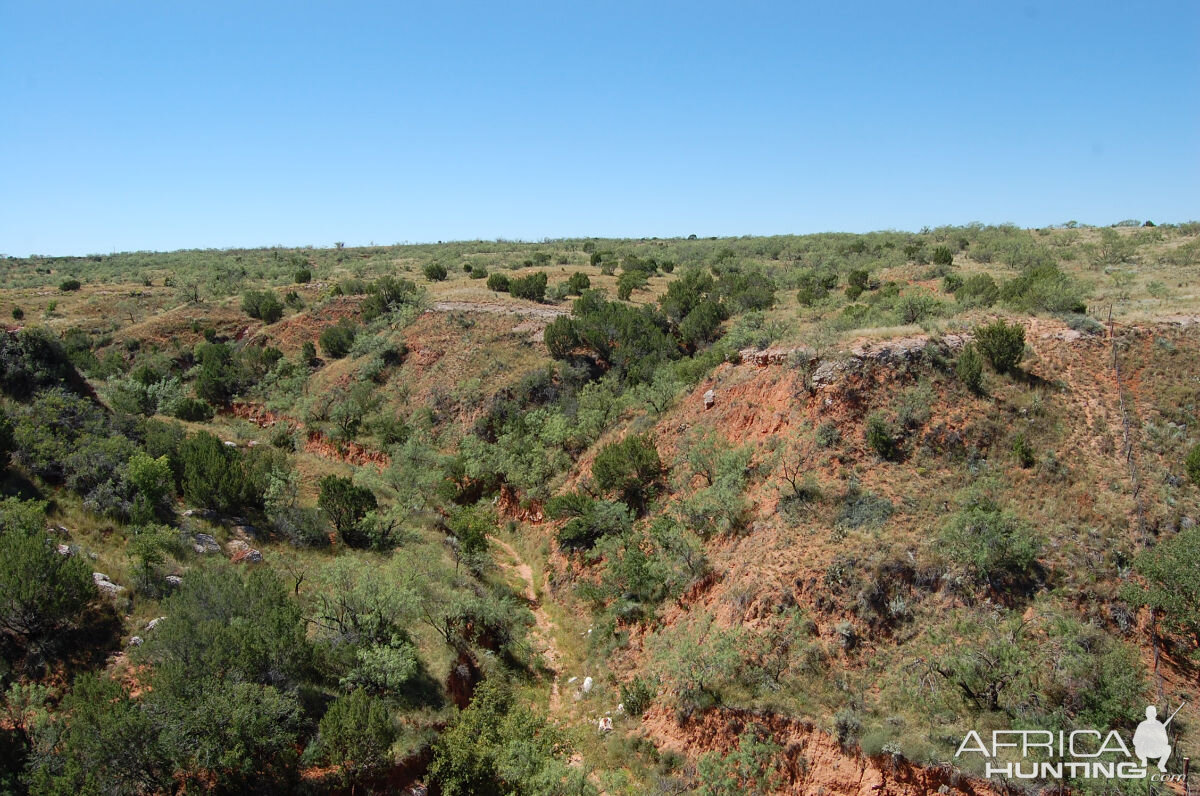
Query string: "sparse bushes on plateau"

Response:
xmin=58 ymin=278 xmax=81 ymax=292
xmin=973 ymin=319 xmax=1025 ymax=373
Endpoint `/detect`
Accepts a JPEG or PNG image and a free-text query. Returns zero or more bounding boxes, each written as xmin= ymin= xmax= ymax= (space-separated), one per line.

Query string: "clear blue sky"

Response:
xmin=2 ymin=1 xmax=1197 ymax=256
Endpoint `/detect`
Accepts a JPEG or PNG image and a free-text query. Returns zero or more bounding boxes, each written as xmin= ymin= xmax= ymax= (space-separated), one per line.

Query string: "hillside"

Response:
xmin=1 ymin=222 xmax=1198 ymax=795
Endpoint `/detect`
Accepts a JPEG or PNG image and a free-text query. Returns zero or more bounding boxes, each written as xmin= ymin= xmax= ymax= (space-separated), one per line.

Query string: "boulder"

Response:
xmin=703 ymin=389 xmax=716 ymax=409
xmin=582 ymin=676 xmax=594 ymax=694
xmin=93 ymin=572 xmax=125 ymax=595
xmin=128 ymin=636 xmax=143 ymax=647
xmin=164 ymin=575 xmax=183 ymax=588
xmin=226 ymin=540 xmax=263 ymax=563
xmin=193 ymin=533 xmax=220 ymax=554
xmin=146 ymin=616 xmax=167 ymax=631
xmin=597 ymin=716 xmax=613 ymax=733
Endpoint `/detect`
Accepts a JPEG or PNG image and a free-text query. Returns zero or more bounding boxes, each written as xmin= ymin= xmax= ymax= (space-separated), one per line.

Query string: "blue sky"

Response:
xmin=1 ymin=1 xmax=1196 ymax=256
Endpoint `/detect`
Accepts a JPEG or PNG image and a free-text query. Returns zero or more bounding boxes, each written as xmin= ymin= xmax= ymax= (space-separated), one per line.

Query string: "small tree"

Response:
xmin=423 ymin=262 xmax=448 ymax=282
xmin=58 ymin=278 xmax=82 ymax=292
xmin=956 ymin=344 xmax=984 ymax=393
xmin=319 ymin=322 xmax=357 ymax=359
xmin=318 ymin=476 xmax=377 ymax=547
xmin=931 ymin=246 xmax=954 ymax=266
xmin=865 ymin=413 xmax=900 ymax=461
xmin=486 ymin=273 xmax=510 ymax=293
xmin=566 ymin=272 xmax=590 ymax=294
xmin=0 ymin=498 xmax=95 ymax=644
xmin=974 ymin=320 xmax=1025 ymax=373
xmin=241 ymin=289 xmax=284 ymax=323
xmin=1126 ymin=527 xmax=1200 ymax=653
xmin=592 ymin=434 xmax=665 ymax=513
xmin=294 ymin=268 xmax=312 ymax=284
xmin=307 ymin=688 xmax=396 ymax=786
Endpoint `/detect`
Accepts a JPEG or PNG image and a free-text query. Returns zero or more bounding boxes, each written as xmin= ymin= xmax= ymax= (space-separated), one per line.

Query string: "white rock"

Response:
xmin=56 ymin=544 xmax=71 ymax=556
xmin=128 ymin=636 xmax=143 ymax=647
xmin=223 ymin=440 xmax=237 ymax=447
xmin=703 ymin=389 xmax=716 ymax=409
xmin=147 ymin=616 xmax=167 ymax=631
xmin=93 ymin=572 xmax=125 ymax=595
xmin=582 ymin=676 xmax=594 ymax=694
xmin=164 ymin=575 xmax=183 ymax=587
xmin=598 ymin=716 xmax=613 ymax=733
xmin=567 ymin=676 xmax=578 ymax=685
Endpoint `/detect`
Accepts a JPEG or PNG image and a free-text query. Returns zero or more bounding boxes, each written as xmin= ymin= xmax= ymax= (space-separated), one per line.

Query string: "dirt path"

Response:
xmin=489 ymin=534 xmax=562 ymax=712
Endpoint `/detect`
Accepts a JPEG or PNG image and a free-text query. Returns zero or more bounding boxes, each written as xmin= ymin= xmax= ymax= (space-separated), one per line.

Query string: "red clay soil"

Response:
xmin=643 ymin=706 xmax=1012 ymax=796
xmin=224 ymin=402 xmax=389 ymax=469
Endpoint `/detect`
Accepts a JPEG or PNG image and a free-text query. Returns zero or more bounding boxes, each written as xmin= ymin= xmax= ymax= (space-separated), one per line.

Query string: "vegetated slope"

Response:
xmin=0 ymin=222 xmax=1198 ymax=795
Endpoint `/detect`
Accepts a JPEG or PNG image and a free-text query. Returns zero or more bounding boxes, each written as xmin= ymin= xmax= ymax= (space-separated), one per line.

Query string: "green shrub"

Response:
xmin=815 ymin=421 xmax=840 ymax=448
xmin=942 ymin=273 xmax=963 ymax=293
xmin=171 ymin=396 xmax=213 ymax=421
xmin=305 ymin=688 xmax=395 ymax=786
xmin=548 ymin=494 xmax=633 ymax=551
xmin=955 ymin=273 xmax=999 ymax=308
xmin=617 ymin=269 xmax=648 ymax=301
xmin=294 ymin=268 xmax=311 ymax=283
xmin=0 ymin=498 xmax=95 ymax=644
xmin=592 ymin=434 xmax=665 ymax=513
xmin=428 ymin=678 xmax=588 ymax=796
xmin=1001 ymin=263 xmax=1086 ymax=313
xmin=11 ymin=307 xmax=23 ymax=320
xmin=865 ymin=413 xmax=900 ymax=461
xmin=58 ymin=278 xmax=82 ymax=292
xmin=543 ymin=316 xmax=578 ymax=359
xmin=940 ymin=498 xmax=1040 ymax=588
xmin=423 ymin=262 xmax=448 ymax=282
xmin=567 ymin=272 xmax=590 ymax=294
xmin=1185 ymin=444 xmax=1200 ymax=485
xmin=486 ymin=272 xmax=510 ymax=292
xmin=360 ymin=276 xmax=422 ymax=321
xmin=194 ymin=342 xmax=242 ymax=404
xmin=0 ymin=410 xmax=13 ymax=465
xmin=241 ymin=289 xmax=284 ymax=323
xmin=932 ymin=246 xmax=954 ymax=266
xmin=1011 ymin=433 xmax=1035 ymax=468
xmin=956 ymin=344 xmax=984 ymax=393
xmin=619 ymin=676 xmax=657 ymax=717
xmin=1125 ymin=527 xmax=1200 ymax=651
xmin=319 ymin=322 xmax=357 ymax=359
xmin=509 ymin=272 xmax=548 ymax=302
xmin=468 ymin=264 xmax=488 ymax=279
xmin=317 ymin=476 xmax=378 ymax=548
xmin=26 ymin=673 xmax=169 ymax=794
xmin=974 ymin=320 xmax=1025 ymax=373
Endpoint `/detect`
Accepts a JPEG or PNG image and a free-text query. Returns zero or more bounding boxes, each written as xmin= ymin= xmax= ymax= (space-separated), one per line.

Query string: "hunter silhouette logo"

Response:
xmin=1133 ymin=704 xmax=1182 ymax=773
xmin=954 ymin=702 xmax=1187 ymax=782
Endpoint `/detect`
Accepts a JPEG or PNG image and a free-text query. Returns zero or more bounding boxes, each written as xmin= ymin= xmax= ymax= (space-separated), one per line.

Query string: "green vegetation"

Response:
xmin=0 ymin=223 xmax=1196 ymax=793
xmin=974 ymin=319 xmax=1025 ymax=373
